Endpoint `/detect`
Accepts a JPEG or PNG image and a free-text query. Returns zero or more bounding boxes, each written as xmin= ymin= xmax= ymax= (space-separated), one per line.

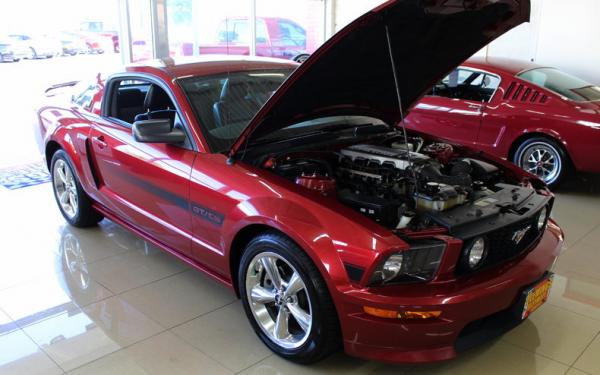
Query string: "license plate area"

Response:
xmin=519 ymin=273 xmax=554 ymax=320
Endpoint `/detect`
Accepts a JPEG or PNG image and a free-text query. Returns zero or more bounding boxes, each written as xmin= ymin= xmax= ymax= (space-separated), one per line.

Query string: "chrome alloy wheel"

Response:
xmin=519 ymin=142 xmax=562 ymax=185
xmin=245 ymin=252 xmax=312 ymax=349
xmin=53 ymin=159 xmax=79 ymax=219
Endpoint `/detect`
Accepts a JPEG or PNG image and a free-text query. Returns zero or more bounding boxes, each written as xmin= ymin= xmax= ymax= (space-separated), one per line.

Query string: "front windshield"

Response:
xmin=179 ymin=69 xmax=293 ymax=152
xmin=518 ymin=68 xmax=600 ymax=102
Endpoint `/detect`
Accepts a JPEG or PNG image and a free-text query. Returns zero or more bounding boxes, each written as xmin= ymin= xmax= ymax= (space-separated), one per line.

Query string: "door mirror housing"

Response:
xmin=132 ymin=119 xmax=186 ymax=144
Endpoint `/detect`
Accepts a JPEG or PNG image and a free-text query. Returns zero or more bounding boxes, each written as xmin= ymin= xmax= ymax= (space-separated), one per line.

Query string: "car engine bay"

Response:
xmin=260 ymin=134 xmax=551 ymax=238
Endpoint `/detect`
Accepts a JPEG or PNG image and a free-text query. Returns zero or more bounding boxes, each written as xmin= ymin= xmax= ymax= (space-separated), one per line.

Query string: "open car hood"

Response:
xmin=230 ymin=0 xmax=530 ymax=156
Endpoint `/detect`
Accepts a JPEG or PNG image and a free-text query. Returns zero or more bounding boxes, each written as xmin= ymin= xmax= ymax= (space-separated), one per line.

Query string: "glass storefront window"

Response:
xmin=168 ymin=0 xmax=251 ymax=58
xmin=128 ymin=0 xmax=154 ymax=62
xmin=255 ymin=0 xmax=324 ymax=61
xmin=167 ymin=0 xmax=325 ymax=61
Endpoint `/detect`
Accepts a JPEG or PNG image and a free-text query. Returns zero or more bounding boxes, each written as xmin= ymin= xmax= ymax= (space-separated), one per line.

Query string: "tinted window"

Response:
xmin=431 ymin=68 xmax=500 ymax=102
xmin=112 ymin=81 xmax=151 ymax=124
xmin=217 ymin=20 xmax=250 ymax=44
xmin=274 ymin=21 xmax=306 ymax=47
xmin=518 ymin=68 xmax=600 ymax=102
xmin=72 ymin=81 xmax=98 ymax=109
xmin=179 ymin=69 xmax=292 ymax=152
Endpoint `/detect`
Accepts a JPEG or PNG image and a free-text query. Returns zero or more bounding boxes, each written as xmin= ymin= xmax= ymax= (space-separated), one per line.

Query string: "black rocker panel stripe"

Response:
xmin=113 ymin=169 xmax=224 ymax=227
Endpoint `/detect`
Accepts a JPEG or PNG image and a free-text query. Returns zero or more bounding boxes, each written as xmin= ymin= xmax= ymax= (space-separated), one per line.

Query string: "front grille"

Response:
xmin=456 ymin=209 xmax=547 ymax=275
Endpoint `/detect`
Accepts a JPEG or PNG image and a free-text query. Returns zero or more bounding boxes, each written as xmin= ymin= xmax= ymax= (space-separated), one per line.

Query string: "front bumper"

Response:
xmin=336 ymin=219 xmax=563 ymax=363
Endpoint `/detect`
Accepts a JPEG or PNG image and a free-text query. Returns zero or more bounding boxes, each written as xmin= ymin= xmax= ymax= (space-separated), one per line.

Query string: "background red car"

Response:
xmin=181 ymin=17 xmax=309 ymax=62
xmin=406 ymin=57 xmax=600 ymax=186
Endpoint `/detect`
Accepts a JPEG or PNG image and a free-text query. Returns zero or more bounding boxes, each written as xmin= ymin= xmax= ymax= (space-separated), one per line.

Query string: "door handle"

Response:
xmin=92 ymin=135 xmax=107 ymax=149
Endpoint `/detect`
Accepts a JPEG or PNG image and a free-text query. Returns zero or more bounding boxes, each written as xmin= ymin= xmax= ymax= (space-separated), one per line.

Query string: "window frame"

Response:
xmin=101 ymin=72 xmax=198 ymax=152
xmin=429 ymin=66 xmax=502 ymax=104
xmin=71 ymin=81 xmax=99 ymax=111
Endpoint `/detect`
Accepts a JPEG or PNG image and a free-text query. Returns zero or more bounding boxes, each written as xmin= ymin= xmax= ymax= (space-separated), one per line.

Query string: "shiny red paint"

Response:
xmin=35 ymin=0 xmax=564 ymax=363
xmin=36 ymin=56 xmax=562 ymax=363
xmin=407 ymin=56 xmax=600 ymax=174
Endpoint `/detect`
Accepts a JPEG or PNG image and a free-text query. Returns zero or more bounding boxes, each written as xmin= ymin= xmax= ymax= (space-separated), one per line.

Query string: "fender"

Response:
xmin=223 ymin=195 xmax=407 ymax=293
xmin=518 ymin=127 xmax=568 ymax=149
xmin=41 ymin=106 xmax=97 ymax=195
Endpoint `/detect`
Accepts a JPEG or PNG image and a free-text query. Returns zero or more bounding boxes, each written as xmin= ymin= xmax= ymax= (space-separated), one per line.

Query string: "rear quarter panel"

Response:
xmin=478 ymin=74 xmax=600 ymax=173
xmin=37 ymin=97 xmax=102 ymax=199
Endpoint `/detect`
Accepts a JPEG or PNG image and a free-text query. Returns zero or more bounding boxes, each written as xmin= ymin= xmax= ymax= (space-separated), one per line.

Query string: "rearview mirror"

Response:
xmin=132 ymin=119 xmax=186 ymax=144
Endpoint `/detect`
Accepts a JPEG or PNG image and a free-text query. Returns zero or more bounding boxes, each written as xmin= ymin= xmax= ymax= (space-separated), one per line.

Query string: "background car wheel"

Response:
xmin=513 ymin=137 xmax=570 ymax=187
xmin=51 ymin=150 xmax=103 ymax=227
xmin=239 ymin=231 xmax=340 ymax=364
xmin=293 ymin=53 xmax=310 ymax=63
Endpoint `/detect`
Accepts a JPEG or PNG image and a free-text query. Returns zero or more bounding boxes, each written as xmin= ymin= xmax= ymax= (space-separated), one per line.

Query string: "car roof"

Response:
xmin=125 ymin=55 xmax=298 ymax=79
xmin=464 ymin=56 xmax=550 ymax=76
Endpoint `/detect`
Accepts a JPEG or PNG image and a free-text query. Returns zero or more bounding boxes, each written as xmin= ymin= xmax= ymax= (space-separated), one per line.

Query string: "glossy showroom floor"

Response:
xmin=1 ymin=180 xmax=600 ymax=375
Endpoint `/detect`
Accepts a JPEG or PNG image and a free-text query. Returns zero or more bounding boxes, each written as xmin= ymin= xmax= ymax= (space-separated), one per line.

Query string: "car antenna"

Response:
xmin=385 ymin=23 xmax=420 ymax=198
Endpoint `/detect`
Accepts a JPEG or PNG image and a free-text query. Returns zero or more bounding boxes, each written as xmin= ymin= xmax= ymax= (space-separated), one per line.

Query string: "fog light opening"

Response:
xmin=363 ymin=306 xmax=441 ymax=320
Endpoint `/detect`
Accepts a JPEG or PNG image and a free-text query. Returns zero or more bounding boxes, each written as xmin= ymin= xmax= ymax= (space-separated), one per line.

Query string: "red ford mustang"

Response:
xmin=407 ymin=57 xmax=600 ymax=187
xmin=37 ymin=0 xmax=563 ymax=365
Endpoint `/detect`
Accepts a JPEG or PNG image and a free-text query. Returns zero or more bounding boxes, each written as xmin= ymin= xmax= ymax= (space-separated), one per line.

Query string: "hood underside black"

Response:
xmin=231 ymin=0 xmax=530 ymax=155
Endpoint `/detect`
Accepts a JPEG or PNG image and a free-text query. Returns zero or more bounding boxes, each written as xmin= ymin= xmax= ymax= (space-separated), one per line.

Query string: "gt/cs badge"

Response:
xmin=512 ymin=225 xmax=532 ymax=245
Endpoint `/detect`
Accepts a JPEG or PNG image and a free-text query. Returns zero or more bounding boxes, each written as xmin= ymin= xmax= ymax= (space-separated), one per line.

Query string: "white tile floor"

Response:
xmin=1 ymin=177 xmax=600 ymax=375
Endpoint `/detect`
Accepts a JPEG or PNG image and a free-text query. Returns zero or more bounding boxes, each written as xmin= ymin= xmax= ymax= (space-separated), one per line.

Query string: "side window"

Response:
xmin=256 ymin=20 xmax=269 ymax=44
xmin=110 ymin=80 xmax=150 ymax=124
xmin=275 ymin=21 xmax=306 ymax=47
xmin=111 ymin=80 xmax=183 ymax=133
xmin=233 ymin=20 xmax=249 ymax=44
xmin=217 ymin=20 xmax=249 ymax=44
xmin=432 ymin=69 xmax=500 ymax=102
xmin=72 ymin=82 xmax=98 ymax=109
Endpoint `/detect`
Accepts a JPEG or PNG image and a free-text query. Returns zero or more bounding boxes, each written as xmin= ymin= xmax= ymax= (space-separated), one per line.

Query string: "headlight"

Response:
xmin=537 ymin=206 xmax=548 ymax=231
xmin=466 ymin=237 xmax=487 ymax=269
xmin=369 ymin=239 xmax=445 ymax=285
xmin=380 ymin=253 xmax=404 ymax=281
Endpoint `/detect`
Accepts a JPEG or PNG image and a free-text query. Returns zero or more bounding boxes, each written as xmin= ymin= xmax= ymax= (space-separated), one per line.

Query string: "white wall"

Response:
xmin=485 ymin=0 xmax=600 ymax=84
xmin=333 ymin=0 xmax=600 ymax=84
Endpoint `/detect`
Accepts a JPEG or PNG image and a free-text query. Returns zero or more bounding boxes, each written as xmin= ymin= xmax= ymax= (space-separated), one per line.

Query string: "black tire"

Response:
xmin=239 ymin=231 xmax=340 ymax=364
xmin=293 ymin=53 xmax=310 ymax=63
xmin=513 ymin=137 xmax=571 ymax=188
xmin=50 ymin=150 xmax=103 ymax=227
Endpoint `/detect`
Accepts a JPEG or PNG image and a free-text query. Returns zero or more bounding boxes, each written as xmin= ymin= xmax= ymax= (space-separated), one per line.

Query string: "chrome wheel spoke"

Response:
xmin=520 ymin=142 xmax=562 ymax=184
xmin=53 ymin=159 xmax=79 ymax=219
xmin=260 ymin=257 xmax=282 ymax=290
xmin=284 ymin=272 xmax=303 ymax=298
xmin=57 ymin=166 xmax=67 ymax=184
xmin=274 ymin=308 xmax=290 ymax=340
xmin=70 ymin=192 xmax=78 ymax=211
xmin=60 ymin=191 xmax=69 ymax=204
xmin=246 ymin=252 xmax=313 ymax=349
xmin=287 ymin=302 xmax=311 ymax=333
xmin=250 ymin=285 xmax=276 ymax=304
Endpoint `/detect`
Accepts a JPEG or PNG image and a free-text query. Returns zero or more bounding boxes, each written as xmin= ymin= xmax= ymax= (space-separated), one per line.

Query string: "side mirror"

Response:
xmin=132 ymin=119 xmax=186 ymax=144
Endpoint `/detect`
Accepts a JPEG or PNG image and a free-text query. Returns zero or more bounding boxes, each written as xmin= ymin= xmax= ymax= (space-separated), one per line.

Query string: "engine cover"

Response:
xmin=340 ymin=144 xmax=429 ymax=170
